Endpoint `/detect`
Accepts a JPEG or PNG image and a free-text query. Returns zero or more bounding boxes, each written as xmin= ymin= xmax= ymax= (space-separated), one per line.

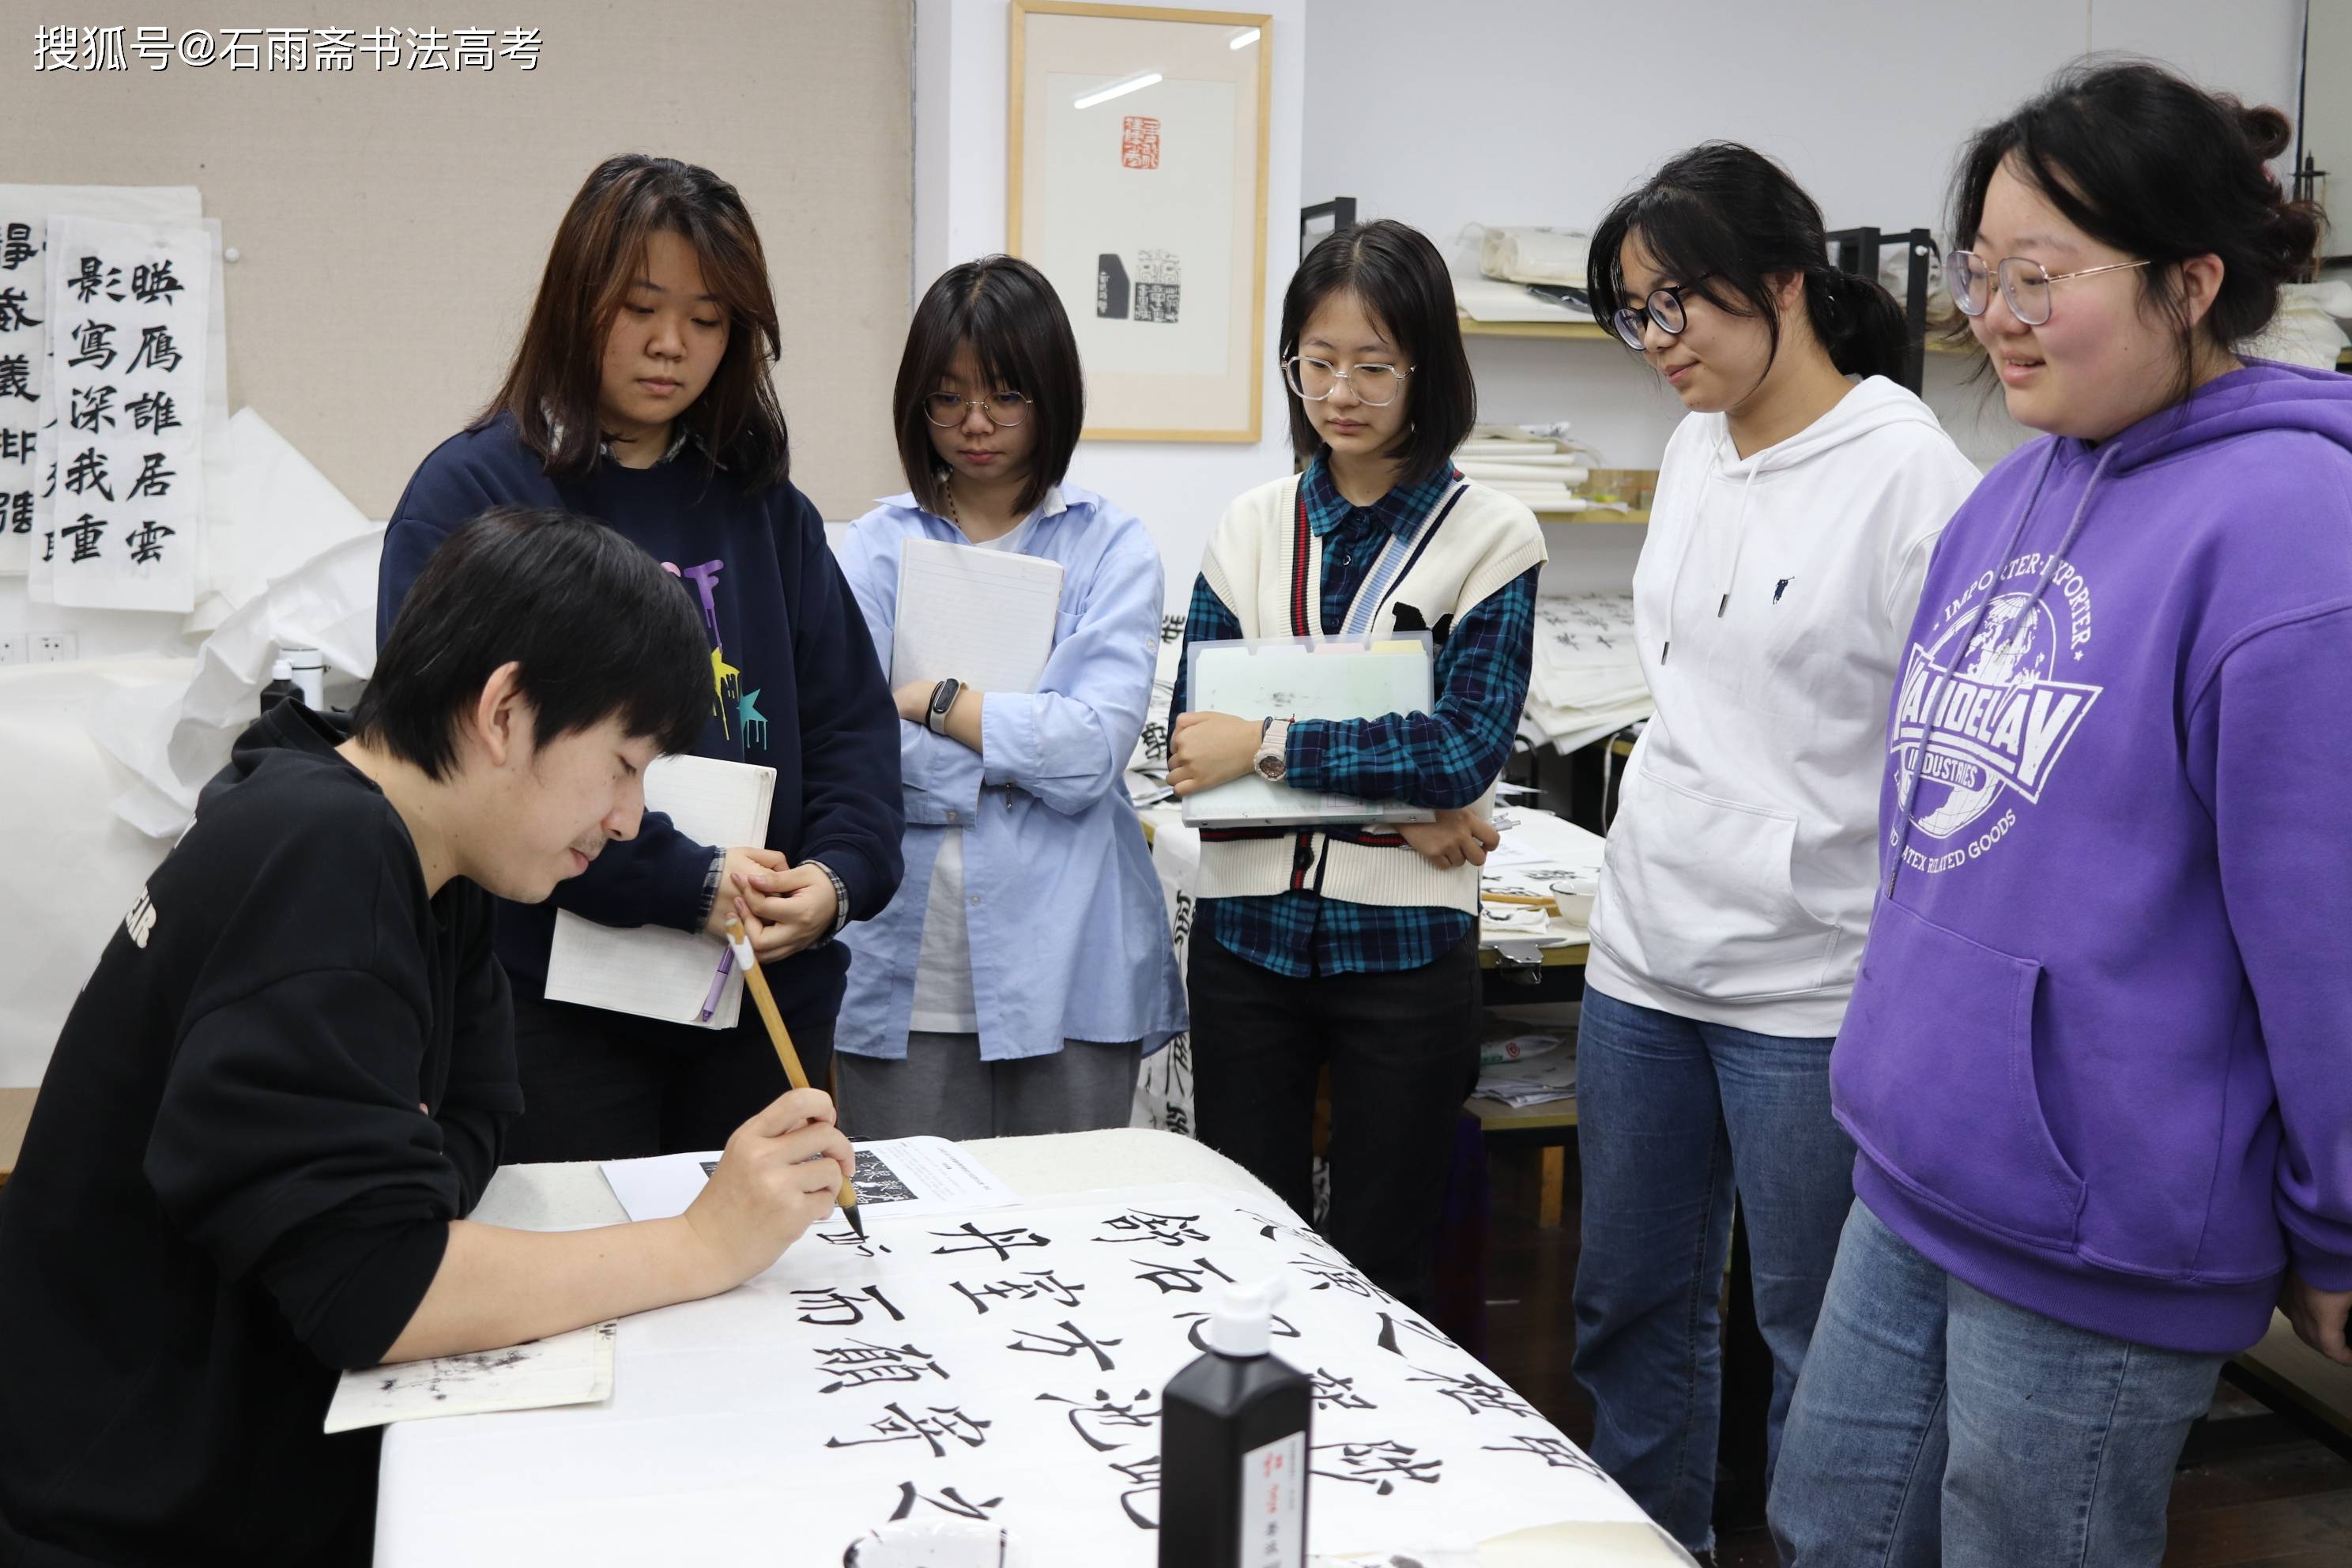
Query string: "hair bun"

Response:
xmin=2238 ymin=103 xmax=2293 ymax=164
xmin=2263 ymin=194 xmax=2324 ymax=276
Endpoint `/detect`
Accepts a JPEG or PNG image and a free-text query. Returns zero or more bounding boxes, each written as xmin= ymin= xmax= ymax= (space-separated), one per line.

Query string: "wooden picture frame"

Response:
xmin=1008 ymin=1 xmax=1272 ymax=443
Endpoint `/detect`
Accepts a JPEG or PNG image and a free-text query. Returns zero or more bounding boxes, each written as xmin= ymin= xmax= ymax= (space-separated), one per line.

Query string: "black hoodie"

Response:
xmin=0 ymin=703 xmax=518 ymax=1566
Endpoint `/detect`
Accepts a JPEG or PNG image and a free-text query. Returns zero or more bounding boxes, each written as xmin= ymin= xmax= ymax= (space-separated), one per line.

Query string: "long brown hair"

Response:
xmin=479 ymin=155 xmax=792 ymax=488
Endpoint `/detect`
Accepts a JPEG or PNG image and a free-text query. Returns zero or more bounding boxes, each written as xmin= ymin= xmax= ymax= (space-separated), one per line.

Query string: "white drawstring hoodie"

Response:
xmin=1588 ymin=375 xmax=1981 ymax=1037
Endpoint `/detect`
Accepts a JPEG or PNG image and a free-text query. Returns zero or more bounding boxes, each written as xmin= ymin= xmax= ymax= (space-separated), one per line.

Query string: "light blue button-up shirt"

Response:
xmin=833 ymin=484 xmax=1186 ymax=1062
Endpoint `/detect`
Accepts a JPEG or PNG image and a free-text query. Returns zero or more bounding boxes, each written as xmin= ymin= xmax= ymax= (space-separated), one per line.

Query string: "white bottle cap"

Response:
xmin=283 ymin=646 xmax=326 ymax=707
xmin=270 ymin=658 xmax=295 ymax=682
xmin=1207 ymin=1277 xmax=1287 ymax=1357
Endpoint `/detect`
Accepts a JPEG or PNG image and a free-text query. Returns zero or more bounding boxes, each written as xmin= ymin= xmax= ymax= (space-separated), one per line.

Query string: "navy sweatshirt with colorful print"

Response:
xmin=376 ymin=413 xmax=904 ymax=1022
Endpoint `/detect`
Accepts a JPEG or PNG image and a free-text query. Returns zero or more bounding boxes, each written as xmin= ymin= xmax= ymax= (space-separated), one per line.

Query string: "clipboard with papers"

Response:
xmin=1180 ymin=633 xmax=1438 ymax=827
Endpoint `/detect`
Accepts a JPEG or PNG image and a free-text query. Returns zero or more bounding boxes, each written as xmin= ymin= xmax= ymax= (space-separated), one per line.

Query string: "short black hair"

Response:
xmin=353 ymin=507 xmax=709 ymax=781
xmin=1587 ymin=142 xmax=1906 ymax=387
xmin=1951 ymin=58 xmax=2321 ymax=405
xmin=895 ymin=255 xmax=1084 ymax=518
xmin=1280 ymin=219 xmax=1475 ymax=484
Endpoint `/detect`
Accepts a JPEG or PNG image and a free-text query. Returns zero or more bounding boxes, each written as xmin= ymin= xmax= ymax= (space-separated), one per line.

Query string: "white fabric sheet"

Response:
xmin=0 ymin=658 xmax=185 ymax=1084
xmin=88 ymin=526 xmax=380 ymax=839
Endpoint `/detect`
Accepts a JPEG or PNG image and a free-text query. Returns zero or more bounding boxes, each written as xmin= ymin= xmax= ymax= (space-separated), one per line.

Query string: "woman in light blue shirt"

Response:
xmin=833 ymin=255 xmax=1185 ymax=1139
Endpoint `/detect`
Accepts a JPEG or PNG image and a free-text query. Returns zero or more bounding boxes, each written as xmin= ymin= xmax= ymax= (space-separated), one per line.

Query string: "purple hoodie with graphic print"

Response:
xmin=1833 ymin=361 xmax=2352 ymax=1355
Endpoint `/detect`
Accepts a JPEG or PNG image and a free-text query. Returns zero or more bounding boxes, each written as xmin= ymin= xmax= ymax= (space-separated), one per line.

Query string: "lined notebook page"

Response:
xmin=891 ymin=537 xmax=1065 ymax=693
xmin=543 ymin=754 xmax=776 ymax=1028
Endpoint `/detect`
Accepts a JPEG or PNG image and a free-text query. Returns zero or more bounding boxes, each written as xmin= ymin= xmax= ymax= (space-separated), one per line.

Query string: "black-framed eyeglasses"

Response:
xmin=1610 ymin=277 xmax=1713 ymax=350
xmin=924 ymin=390 xmax=1030 ymax=428
xmin=1944 ymin=251 xmax=2151 ymax=328
xmin=1282 ymin=356 xmax=1412 ymax=406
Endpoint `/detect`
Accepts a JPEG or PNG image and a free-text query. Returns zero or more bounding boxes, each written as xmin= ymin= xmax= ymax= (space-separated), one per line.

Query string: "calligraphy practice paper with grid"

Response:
xmin=376 ymin=1183 xmax=1645 ymax=1566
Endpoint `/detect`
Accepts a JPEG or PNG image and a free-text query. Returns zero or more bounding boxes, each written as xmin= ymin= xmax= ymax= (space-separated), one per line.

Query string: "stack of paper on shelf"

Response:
xmin=1523 ymin=594 xmax=1651 ymax=752
xmin=1453 ymin=271 xmax=1592 ymax=324
xmin=1455 ymin=434 xmax=1594 ymax=514
xmin=1475 ymin=224 xmax=1590 ymax=288
xmin=1476 ymin=1047 xmax=1580 ymax=1109
xmin=1474 ymin=1008 xmax=1580 ymax=1108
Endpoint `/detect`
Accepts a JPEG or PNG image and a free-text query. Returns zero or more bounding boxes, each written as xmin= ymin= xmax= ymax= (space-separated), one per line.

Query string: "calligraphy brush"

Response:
xmin=723 ymin=916 xmax=865 ymax=1238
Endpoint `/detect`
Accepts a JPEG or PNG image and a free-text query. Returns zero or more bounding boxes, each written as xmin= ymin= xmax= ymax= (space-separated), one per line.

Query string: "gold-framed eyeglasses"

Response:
xmin=925 ymin=390 xmax=1030 ymax=428
xmin=1945 ymin=251 xmax=2152 ymax=327
xmin=1283 ymin=356 xmax=1412 ymax=406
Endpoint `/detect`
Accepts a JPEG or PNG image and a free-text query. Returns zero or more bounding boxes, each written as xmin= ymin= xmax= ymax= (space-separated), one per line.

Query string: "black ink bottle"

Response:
xmin=1159 ymin=1280 xmax=1310 ymax=1568
xmin=258 ymin=658 xmax=300 ymax=717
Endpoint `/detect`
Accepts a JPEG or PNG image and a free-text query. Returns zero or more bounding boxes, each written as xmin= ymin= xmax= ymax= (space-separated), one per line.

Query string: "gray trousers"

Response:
xmin=835 ymin=1032 xmax=1141 ymax=1141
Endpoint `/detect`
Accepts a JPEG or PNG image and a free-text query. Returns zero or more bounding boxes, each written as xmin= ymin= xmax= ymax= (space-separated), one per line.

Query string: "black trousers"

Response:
xmin=1187 ymin=927 xmax=1481 ymax=1313
xmin=503 ymin=986 xmax=838 ymax=1163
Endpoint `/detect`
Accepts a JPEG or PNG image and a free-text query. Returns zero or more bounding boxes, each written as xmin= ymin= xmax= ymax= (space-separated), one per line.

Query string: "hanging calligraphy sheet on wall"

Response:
xmin=35 ymin=214 xmax=210 ymax=612
xmin=0 ymin=186 xmax=199 ymax=577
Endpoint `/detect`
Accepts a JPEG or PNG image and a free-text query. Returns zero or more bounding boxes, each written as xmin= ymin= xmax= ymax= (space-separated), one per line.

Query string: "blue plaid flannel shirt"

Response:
xmin=1169 ymin=456 xmax=1539 ymax=978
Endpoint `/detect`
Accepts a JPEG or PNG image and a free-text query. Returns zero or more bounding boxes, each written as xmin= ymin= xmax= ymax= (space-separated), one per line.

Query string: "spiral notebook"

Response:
xmin=542 ymin=754 xmax=776 ymax=1029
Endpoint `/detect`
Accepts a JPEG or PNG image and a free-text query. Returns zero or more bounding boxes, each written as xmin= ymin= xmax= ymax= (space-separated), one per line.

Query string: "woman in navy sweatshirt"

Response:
xmin=377 ymin=155 xmax=903 ymax=1161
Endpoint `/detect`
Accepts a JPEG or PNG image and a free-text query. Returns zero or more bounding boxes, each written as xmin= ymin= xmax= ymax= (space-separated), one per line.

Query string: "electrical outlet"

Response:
xmin=0 ymin=635 xmax=23 ymax=665
xmin=30 ymin=631 xmax=76 ymax=662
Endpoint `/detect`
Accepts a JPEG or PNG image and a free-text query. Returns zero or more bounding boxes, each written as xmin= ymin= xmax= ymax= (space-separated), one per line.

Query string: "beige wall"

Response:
xmin=3 ymin=3 xmax=914 ymax=519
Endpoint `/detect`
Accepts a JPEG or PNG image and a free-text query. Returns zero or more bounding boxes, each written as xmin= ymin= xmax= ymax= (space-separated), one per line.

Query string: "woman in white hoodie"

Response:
xmin=1569 ymin=143 xmax=1981 ymax=1558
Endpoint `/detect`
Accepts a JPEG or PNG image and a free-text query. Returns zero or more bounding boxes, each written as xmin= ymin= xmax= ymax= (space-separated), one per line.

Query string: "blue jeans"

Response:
xmin=1770 ymin=1202 xmax=2227 ymax=1566
xmin=1570 ymin=987 xmax=1857 ymax=1553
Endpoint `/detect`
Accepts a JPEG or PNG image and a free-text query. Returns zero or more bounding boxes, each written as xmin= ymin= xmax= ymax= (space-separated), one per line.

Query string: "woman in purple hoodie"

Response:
xmin=1773 ymin=62 xmax=2352 ymax=1566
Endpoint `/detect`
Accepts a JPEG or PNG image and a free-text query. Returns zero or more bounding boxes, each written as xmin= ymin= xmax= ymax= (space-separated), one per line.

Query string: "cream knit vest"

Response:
xmin=1194 ymin=472 xmax=1547 ymax=913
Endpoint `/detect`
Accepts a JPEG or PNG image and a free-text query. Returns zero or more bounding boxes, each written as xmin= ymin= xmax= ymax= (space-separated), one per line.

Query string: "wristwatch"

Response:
xmin=926 ymin=677 xmax=963 ymax=735
xmin=1254 ymin=717 xmax=1293 ymax=782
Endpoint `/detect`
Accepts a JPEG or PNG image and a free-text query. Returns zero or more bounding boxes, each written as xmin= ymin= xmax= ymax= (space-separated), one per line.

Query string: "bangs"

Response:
xmin=1277 ymin=220 xmax=1474 ymax=481
xmin=482 ymin=154 xmax=791 ymax=490
xmin=1593 ymin=186 xmax=1757 ymax=325
xmin=894 ymin=256 xmax=1084 ymax=518
xmin=954 ymin=283 xmax=1056 ymax=402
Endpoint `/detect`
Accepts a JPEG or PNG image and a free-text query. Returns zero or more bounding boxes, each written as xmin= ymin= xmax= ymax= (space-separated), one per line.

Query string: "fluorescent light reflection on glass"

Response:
xmin=1073 ymin=70 xmax=1163 ymax=109
xmin=1228 ymin=27 xmax=1261 ymax=49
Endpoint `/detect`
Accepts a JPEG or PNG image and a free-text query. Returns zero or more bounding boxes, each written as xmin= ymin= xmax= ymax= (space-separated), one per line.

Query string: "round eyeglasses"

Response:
xmin=925 ymin=391 xmax=1029 ymax=428
xmin=1283 ymin=356 xmax=1412 ymax=406
xmin=1610 ymin=277 xmax=1713 ymax=351
xmin=1944 ymin=251 xmax=2152 ymax=328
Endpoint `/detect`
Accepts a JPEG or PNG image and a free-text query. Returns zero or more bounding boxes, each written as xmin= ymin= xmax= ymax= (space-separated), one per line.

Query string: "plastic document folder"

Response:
xmin=543 ymin=754 xmax=776 ymax=1028
xmin=1181 ymin=635 xmax=1437 ymax=828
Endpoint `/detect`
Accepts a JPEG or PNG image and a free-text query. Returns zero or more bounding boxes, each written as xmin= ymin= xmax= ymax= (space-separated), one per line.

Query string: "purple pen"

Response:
xmin=697 ymin=944 xmax=734 ymax=1023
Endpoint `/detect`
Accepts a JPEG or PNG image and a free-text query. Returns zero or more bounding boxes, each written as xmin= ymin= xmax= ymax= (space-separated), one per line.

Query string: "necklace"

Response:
xmin=944 ymin=472 xmax=1022 ymax=541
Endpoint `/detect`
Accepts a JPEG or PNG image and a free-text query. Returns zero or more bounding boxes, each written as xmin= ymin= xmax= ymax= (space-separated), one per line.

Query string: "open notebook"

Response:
xmin=891 ymin=536 xmax=1065 ymax=692
xmin=542 ymin=754 xmax=776 ymax=1029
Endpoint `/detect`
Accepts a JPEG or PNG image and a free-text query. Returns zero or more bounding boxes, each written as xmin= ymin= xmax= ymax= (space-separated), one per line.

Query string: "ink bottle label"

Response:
xmin=1238 ymin=1430 xmax=1304 ymax=1568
